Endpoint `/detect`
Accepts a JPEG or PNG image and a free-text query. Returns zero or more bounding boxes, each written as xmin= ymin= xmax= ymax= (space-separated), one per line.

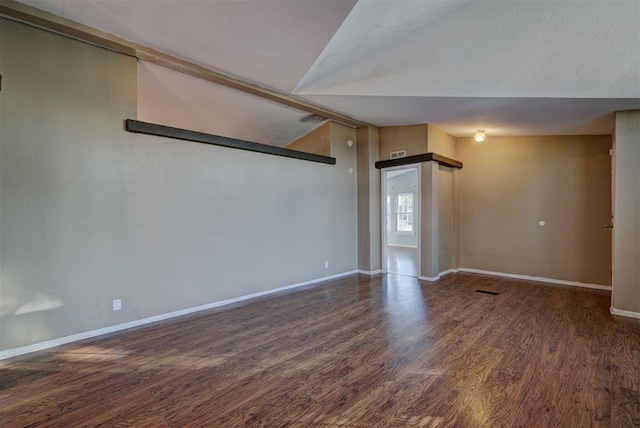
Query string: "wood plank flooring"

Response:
xmin=1 ymin=272 xmax=639 ymax=427
xmin=386 ymin=246 xmax=418 ymax=277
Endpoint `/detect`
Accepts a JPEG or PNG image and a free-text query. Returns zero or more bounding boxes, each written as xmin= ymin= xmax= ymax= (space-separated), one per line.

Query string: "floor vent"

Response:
xmin=476 ymin=289 xmax=499 ymax=296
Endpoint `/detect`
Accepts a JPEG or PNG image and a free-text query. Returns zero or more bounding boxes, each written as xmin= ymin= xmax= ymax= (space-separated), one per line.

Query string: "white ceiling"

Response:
xmin=15 ymin=0 xmax=640 ymax=138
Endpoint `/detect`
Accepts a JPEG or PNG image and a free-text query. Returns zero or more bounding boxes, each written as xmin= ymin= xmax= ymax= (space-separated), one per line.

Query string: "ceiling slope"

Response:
xmin=15 ymin=0 xmax=357 ymax=93
xmin=12 ymin=0 xmax=640 ymax=137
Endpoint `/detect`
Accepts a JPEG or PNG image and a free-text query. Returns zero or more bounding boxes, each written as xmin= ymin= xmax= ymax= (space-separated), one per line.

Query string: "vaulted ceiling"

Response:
xmin=15 ymin=0 xmax=640 ymax=138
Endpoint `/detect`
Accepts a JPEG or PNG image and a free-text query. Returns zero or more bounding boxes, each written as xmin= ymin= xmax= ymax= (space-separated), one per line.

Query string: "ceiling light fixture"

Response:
xmin=474 ymin=130 xmax=486 ymax=143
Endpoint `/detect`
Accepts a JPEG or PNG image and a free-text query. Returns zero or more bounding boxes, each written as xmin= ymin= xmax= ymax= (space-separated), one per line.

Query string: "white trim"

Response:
xmin=387 ymin=244 xmax=418 ymax=248
xmin=381 ymin=169 xmax=388 ymax=274
xmin=381 ymin=164 xmax=422 ymax=278
xmin=0 ymin=270 xmax=358 ymax=361
xmin=416 ymin=165 xmax=422 ymax=279
xmin=357 ymin=269 xmax=383 ymax=275
xmin=438 ymin=268 xmax=460 ymax=277
xmin=417 ymin=269 xmax=460 ymax=282
xmin=459 ymin=268 xmax=611 ymax=291
xmin=610 ymin=307 xmax=640 ymax=319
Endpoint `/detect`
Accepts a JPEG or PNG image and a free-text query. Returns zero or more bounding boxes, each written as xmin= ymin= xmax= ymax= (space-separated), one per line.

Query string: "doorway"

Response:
xmin=382 ymin=165 xmax=420 ymax=277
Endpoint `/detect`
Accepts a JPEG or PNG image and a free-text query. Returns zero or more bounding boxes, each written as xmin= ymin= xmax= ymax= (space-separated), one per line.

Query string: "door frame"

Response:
xmin=610 ymin=137 xmax=616 ymax=309
xmin=381 ymin=164 xmax=421 ymax=278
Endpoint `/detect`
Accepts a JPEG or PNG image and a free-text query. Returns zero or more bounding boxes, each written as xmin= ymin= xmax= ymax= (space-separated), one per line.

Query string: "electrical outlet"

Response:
xmin=325 ymin=261 xmax=329 ymax=268
xmin=112 ymin=299 xmax=122 ymax=311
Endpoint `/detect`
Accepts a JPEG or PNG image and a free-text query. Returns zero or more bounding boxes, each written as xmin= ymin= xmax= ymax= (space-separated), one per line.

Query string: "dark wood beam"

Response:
xmin=375 ymin=153 xmax=463 ymax=169
xmin=0 ymin=0 xmax=369 ymax=129
xmin=125 ymin=120 xmax=337 ymax=165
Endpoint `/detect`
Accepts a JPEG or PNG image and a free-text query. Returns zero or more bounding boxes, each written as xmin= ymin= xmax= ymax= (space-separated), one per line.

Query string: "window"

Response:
xmin=396 ymin=193 xmax=414 ymax=232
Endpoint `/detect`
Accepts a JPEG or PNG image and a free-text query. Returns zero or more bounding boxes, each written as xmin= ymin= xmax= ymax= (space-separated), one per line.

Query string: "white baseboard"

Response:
xmin=387 ymin=244 xmax=418 ymax=248
xmin=418 ymin=268 xmax=460 ymax=282
xmin=0 ymin=270 xmax=358 ymax=361
xmin=458 ymin=268 xmax=611 ymax=291
xmin=357 ymin=269 xmax=382 ymax=275
xmin=610 ymin=307 xmax=640 ymax=319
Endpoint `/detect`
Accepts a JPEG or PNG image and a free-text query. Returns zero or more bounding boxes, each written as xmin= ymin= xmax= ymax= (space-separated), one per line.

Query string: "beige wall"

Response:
xmin=418 ymin=162 xmax=458 ymax=279
xmin=612 ymin=110 xmax=640 ymax=313
xmin=456 ymin=135 xmax=612 ymax=285
xmin=286 ymin=122 xmax=331 ymax=156
xmin=0 ymin=20 xmax=357 ymax=352
xmin=427 ymin=125 xmax=456 ymax=159
xmin=438 ymin=165 xmax=457 ymax=272
xmin=379 ymin=124 xmax=457 ymax=160
xmin=379 ymin=124 xmax=428 ymax=159
xmin=356 ymin=126 xmax=381 ymax=272
xmin=420 ymin=162 xmax=438 ymax=278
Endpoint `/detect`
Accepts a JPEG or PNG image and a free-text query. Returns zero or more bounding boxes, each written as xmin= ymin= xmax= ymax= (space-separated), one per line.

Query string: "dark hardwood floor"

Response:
xmin=386 ymin=246 xmax=418 ymax=277
xmin=1 ymin=273 xmax=639 ymax=427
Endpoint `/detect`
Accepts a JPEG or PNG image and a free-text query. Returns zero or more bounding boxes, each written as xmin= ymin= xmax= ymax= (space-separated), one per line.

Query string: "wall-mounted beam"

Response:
xmin=0 ymin=0 xmax=370 ymax=129
xmin=375 ymin=153 xmax=463 ymax=169
xmin=125 ymin=120 xmax=337 ymax=165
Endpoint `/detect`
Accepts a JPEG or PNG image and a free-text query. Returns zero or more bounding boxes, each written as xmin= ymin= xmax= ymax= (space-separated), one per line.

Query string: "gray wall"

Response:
xmin=0 ymin=19 xmax=357 ymax=352
xmin=612 ymin=110 xmax=640 ymax=313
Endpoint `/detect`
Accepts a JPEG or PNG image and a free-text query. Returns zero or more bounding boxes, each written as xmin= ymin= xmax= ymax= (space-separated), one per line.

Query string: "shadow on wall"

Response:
xmin=0 ymin=277 xmax=65 ymax=345
xmin=1 ymin=287 xmax=64 ymax=316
